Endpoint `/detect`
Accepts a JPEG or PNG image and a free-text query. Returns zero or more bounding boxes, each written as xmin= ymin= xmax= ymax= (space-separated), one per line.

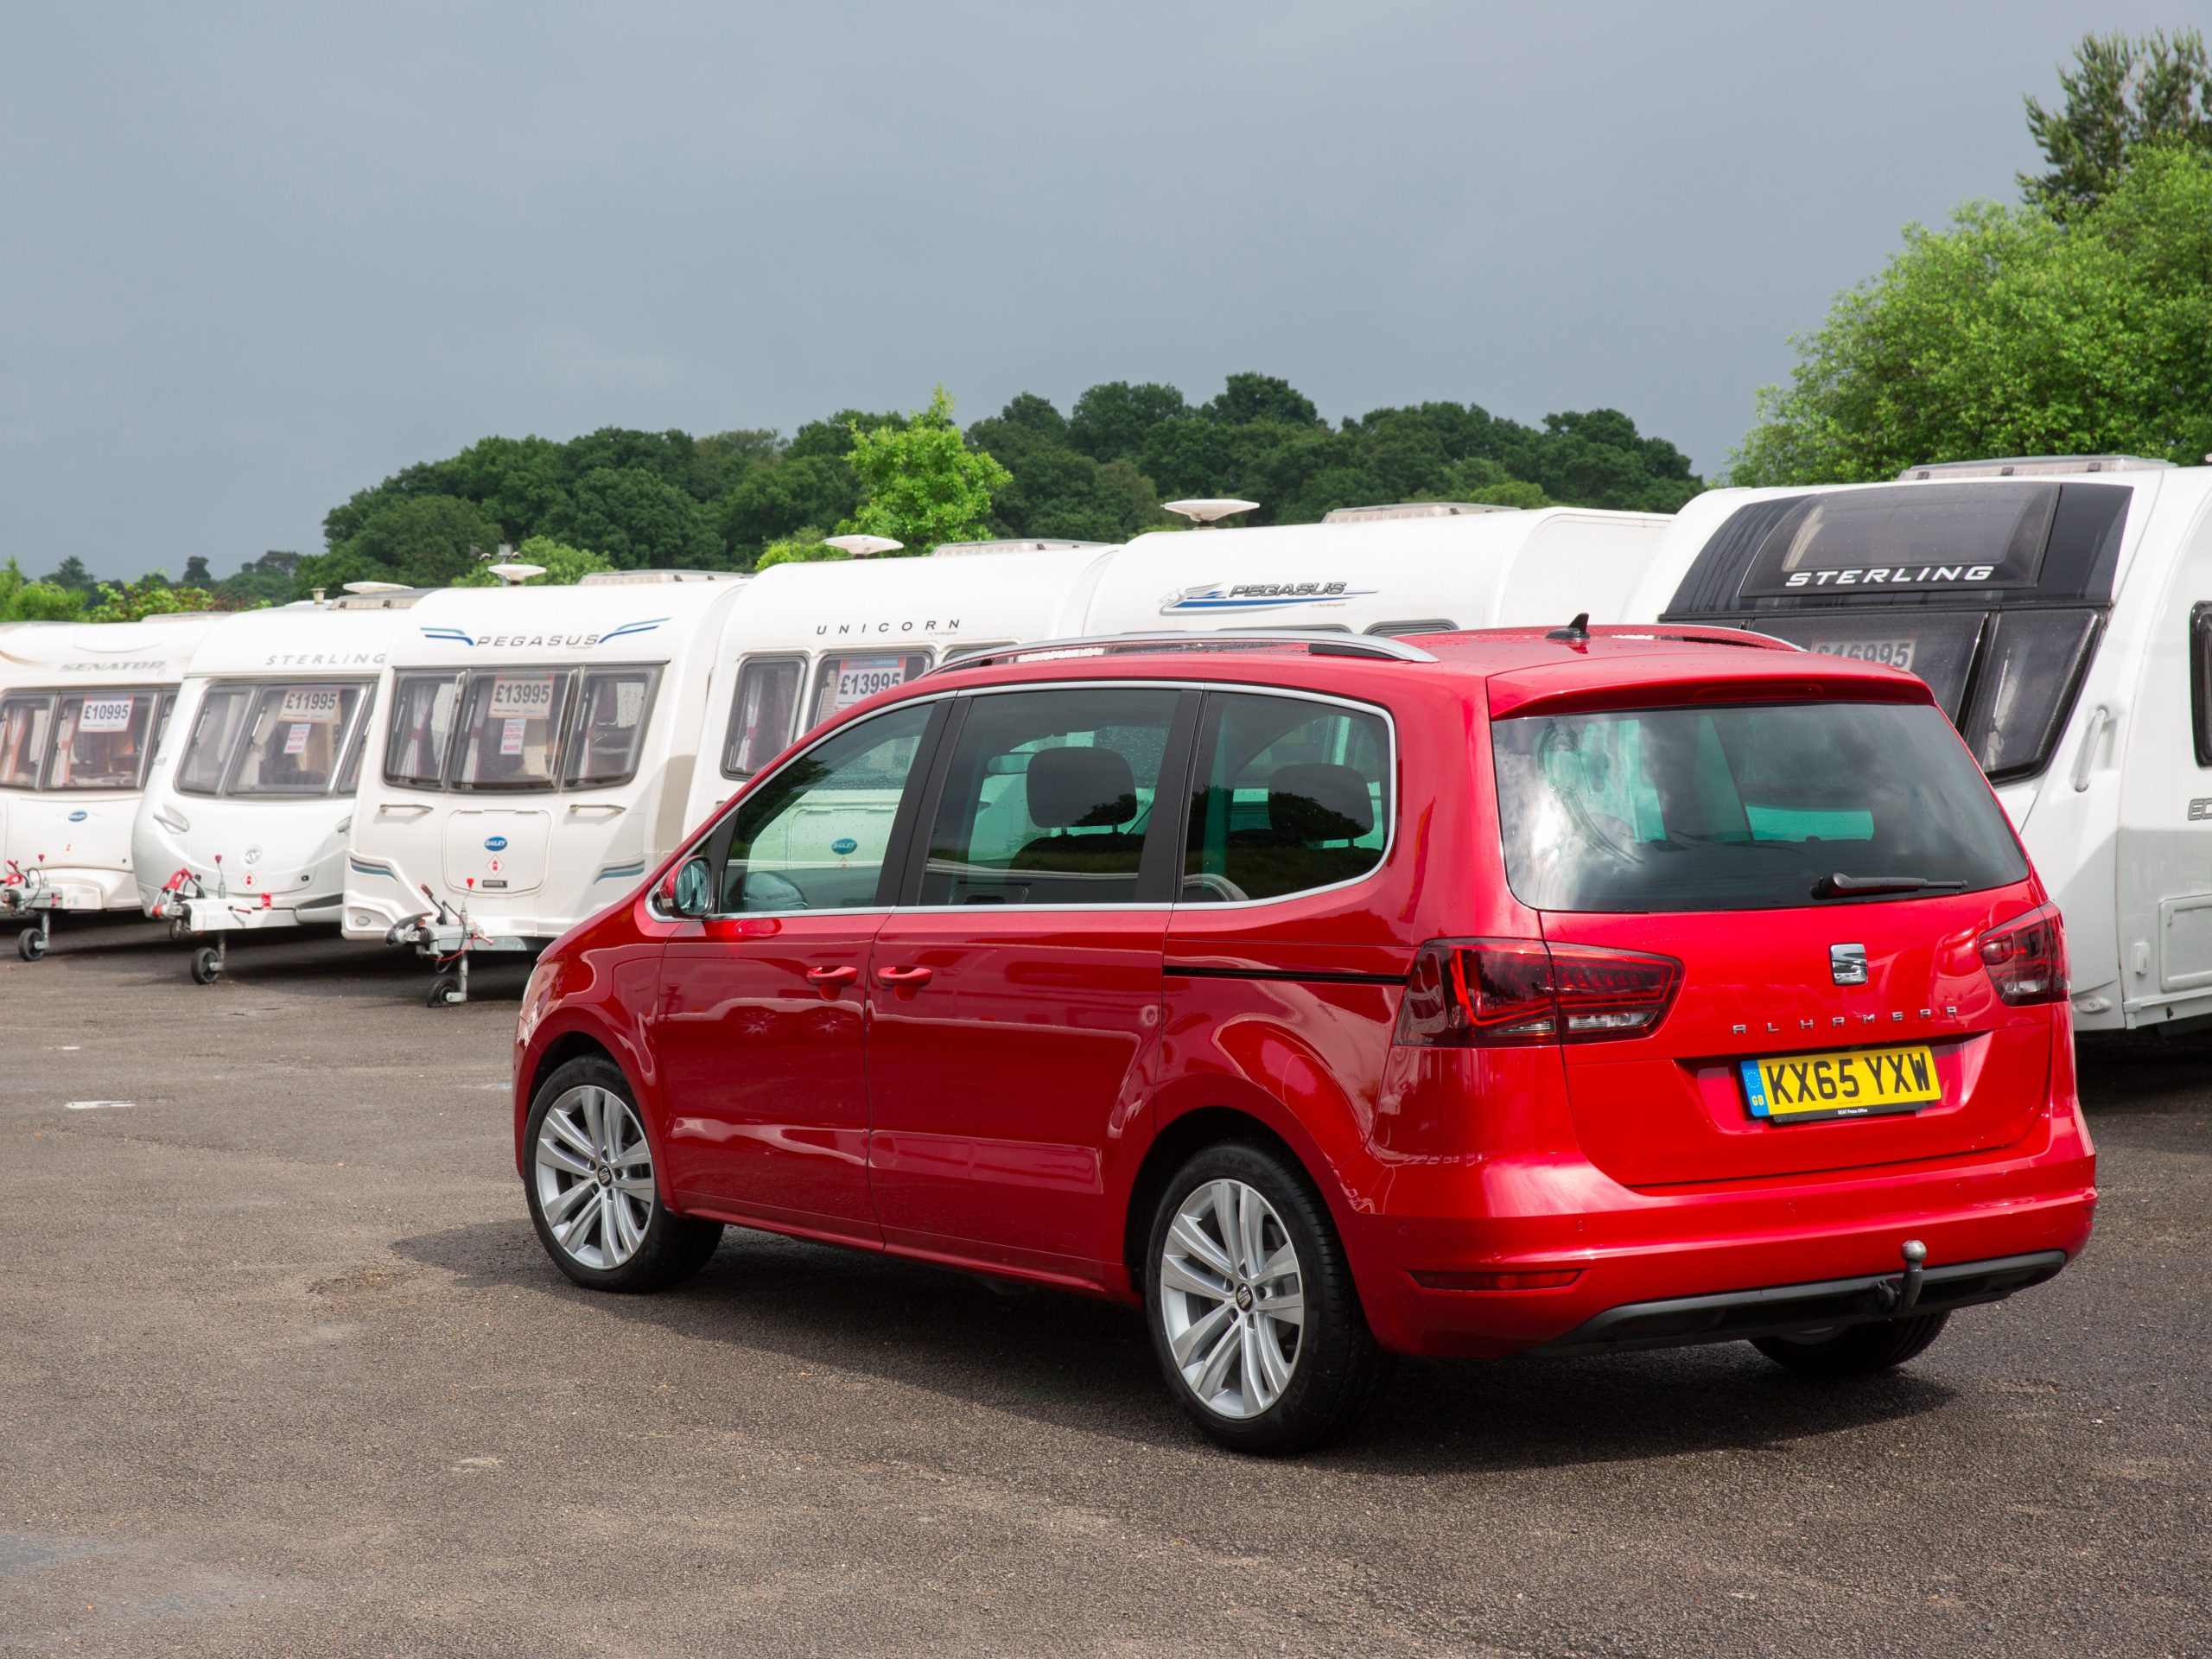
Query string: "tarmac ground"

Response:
xmin=1 ymin=915 xmax=2206 ymax=1656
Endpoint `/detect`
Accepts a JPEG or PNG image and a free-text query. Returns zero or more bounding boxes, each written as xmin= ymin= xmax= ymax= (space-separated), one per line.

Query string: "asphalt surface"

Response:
xmin=1 ymin=916 xmax=2206 ymax=1657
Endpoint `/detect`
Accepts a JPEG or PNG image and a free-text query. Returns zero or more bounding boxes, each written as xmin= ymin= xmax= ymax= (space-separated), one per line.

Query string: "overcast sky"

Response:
xmin=0 ymin=1 xmax=2190 ymax=580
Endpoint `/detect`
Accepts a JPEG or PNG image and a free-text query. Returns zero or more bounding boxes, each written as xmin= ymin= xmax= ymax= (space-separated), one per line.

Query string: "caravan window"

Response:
xmin=230 ymin=683 xmax=371 ymax=796
xmin=46 ymin=690 xmax=161 ymax=790
xmin=809 ymin=650 xmax=931 ymax=733
xmin=452 ymin=669 xmax=570 ymax=791
xmin=1959 ymin=610 xmax=2103 ymax=782
xmin=176 ymin=686 xmax=257 ymax=794
xmin=385 ymin=674 xmax=461 ymax=789
xmin=721 ymin=657 xmax=804 ymax=778
xmin=564 ymin=668 xmax=658 ymax=788
xmin=0 ymin=696 xmax=53 ymax=790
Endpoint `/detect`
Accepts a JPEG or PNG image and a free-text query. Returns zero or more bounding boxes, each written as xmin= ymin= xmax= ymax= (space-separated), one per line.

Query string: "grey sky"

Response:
xmin=0 ymin=1 xmax=2190 ymax=581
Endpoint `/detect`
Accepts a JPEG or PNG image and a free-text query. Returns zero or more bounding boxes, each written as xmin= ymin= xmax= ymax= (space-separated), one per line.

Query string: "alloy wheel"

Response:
xmin=533 ymin=1085 xmax=656 ymax=1270
xmin=1156 ymin=1178 xmax=1306 ymax=1419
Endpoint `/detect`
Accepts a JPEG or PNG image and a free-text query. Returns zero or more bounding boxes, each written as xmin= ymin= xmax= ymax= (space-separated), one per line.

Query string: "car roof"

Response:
xmin=915 ymin=625 xmax=1934 ymax=715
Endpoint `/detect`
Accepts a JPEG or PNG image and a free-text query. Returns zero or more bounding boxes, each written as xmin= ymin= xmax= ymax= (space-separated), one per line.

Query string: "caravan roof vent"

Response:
xmin=329 ymin=584 xmax=427 ymax=609
xmin=1163 ymin=499 xmax=1259 ymax=527
xmin=823 ymin=535 xmax=903 ymax=559
xmin=1897 ymin=455 xmax=2174 ymax=481
xmin=576 ymin=569 xmax=743 ymax=585
xmin=1320 ymin=501 xmax=1519 ymax=524
xmin=931 ymin=538 xmax=1116 ymax=557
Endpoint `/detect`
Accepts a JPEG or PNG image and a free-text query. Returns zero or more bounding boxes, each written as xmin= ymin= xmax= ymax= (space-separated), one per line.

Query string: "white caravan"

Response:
xmin=1621 ymin=455 xmax=2212 ymax=1035
xmin=1075 ymin=503 xmax=1673 ymax=639
xmin=343 ymin=574 xmax=750 ymax=1003
xmin=0 ymin=612 xmax=224 ymax=959
xmin=133 ymin=592 xmax=425 ymax=984
xmin=675 ymin=540 xmax=1121 ymax=830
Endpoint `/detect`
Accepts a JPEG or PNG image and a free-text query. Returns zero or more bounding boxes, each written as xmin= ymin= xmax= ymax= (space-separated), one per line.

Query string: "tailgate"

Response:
xmin=1550 ymin=891 xmax=2053 ymax=1186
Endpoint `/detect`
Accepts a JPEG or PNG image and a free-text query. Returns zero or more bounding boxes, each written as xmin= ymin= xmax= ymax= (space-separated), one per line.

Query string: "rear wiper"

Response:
xmin=1811 ymin=872 xmax=1969 ymax=899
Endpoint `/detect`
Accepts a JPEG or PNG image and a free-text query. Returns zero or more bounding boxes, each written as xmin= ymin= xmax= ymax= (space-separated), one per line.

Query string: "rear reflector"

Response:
xmin=1395 ymin=938 xmax=1682 ymax=1046
xmin=1412 ymin=1268 xmax=1585 ymax=1291
xmin=1978 ymin=904 xmax=2068 ymax=1006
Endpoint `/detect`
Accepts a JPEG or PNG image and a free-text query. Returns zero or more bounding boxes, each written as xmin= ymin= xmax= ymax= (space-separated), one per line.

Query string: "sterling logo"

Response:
xmin=1160 ymin=580 xmax=1377 ymax=614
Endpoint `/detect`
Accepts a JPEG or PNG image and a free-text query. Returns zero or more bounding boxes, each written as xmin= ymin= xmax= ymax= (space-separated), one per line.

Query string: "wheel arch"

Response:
xmin=1120 ymin=1104 xmax=1329 ymax=1300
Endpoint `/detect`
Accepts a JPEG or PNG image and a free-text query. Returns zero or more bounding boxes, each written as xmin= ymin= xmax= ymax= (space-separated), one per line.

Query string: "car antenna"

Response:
xmin=1545 ymin=612 xmax=1591 ymax=642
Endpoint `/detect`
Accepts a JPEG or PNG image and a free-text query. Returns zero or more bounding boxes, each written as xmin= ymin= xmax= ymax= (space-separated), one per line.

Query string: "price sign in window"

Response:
xmin=277 ymin=687 xmax=346 ymax=721
xmin=810 ymin=651 xmax=929 ymax=733
xmin=78 ymin=698 xmax=135 ymax=734
xmin=500 ymin=718 xmax=526 ymax=756
xmin=283 ymin=723 xmax=312 ymax=756
xmin=488 ymin=675 xmax=558 ymax=719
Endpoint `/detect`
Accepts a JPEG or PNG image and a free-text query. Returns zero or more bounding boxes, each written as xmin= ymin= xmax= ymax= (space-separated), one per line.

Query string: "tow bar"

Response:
xmin=4 ymin=858 xmax=58 ymax=962
xmin=385 ymin=881 xmax=529 ymax=1007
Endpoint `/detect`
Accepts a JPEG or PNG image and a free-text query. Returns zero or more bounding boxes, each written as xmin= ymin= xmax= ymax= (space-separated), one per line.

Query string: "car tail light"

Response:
xmin=1394 ymin=938 xmax=1682 ymax=1046
xmin=1978 ymin=904 xmax=2067 ymax=1005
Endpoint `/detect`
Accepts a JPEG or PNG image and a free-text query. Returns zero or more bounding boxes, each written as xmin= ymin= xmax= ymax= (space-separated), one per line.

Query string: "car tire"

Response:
xmin=1142 ymin=1141 xmax=1390 ymax=1455
xmin=524 ymin=1055 xmax=721 ymax=1294
xmin=1751 ymin=1311 xmax=1951 ymax=1377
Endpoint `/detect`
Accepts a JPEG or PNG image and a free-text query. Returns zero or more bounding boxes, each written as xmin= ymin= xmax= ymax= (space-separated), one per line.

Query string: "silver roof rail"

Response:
xmin=925 ymin=630 xmax=1440 ymax=677
xmin=1897 ymin=454 xmax=2171 ymax=480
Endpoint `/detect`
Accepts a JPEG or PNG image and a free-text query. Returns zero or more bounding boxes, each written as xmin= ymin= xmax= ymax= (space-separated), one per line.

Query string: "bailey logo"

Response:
xmin=484 ymin=836 xmax=509 ymax=852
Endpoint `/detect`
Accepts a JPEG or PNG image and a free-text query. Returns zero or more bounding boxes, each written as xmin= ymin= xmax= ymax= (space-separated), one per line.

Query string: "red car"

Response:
xmin=513 ymin=626 xmax=2095 ymax=1452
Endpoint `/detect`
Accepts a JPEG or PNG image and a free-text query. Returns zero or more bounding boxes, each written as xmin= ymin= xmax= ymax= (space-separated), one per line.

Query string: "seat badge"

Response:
xmin=1830 ymin=944 xmax=1869 ymax=987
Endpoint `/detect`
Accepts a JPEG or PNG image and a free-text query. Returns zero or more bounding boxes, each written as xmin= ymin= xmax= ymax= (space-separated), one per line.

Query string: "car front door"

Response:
xmin=653 ymin=700 xmax=942 ymax=1243
xmin=864 ymin=684 xmax=1195 ymax=1284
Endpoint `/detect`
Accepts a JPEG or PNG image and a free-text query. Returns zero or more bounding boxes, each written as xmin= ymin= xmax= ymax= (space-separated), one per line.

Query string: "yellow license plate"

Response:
xmin=1739 ymin=1045 xmax=1940 ymax=1122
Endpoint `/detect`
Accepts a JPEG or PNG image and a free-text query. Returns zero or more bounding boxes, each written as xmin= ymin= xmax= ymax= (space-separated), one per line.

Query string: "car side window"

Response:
xmin=711 ymin=702 xmax=935 ymax=913
xmin=918 ymin=687 xmax=1184 ymax=906
xmin=1183 ymin=693 xmax=1391 ymax=904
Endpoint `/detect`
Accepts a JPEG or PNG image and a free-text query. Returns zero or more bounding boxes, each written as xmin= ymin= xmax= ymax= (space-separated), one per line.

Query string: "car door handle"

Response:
xmin=805 ymin=964 xmax=860 ymax=986
xmin=874 ymin=964 xmax=933 ymax=987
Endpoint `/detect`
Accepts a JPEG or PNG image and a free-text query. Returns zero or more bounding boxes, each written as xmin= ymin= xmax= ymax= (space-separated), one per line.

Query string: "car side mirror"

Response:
xmin=669 ymin=856 xmax=714 ymax=918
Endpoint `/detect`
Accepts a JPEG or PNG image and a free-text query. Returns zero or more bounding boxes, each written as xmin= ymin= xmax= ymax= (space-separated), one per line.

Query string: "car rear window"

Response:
xmin=1491 ymin=701 xmax=2027 ymax=912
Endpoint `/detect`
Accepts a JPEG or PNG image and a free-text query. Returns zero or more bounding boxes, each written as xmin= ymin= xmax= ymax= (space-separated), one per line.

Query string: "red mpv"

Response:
xmin=513 ymin=627 xmax=2095 ymax=1452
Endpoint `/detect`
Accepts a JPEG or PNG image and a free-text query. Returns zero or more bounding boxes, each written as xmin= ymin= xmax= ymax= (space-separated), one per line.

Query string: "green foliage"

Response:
xmin=86 ymin=573 xmax=216 ymax=623
xmin=841 ymin=386 xmax=1010 ymax=553
xmin=754 ymin=529 xmax=842 ymax=571
xmin=452 ymin=536 xmax=615 ymax=587
xmin=0 ymin=558 xmax=89 ymax=621
xmin=2023 ymin=29 xmax=2212 ymax=219
xmin=1732 ymin=143 xmax=2212 ymax=486
xmin=41 ymin=556 xmax=97 ymax=593
xmin=547 ymin=466 xmax=723 ymax=569
xmin=295 ymin=494 xmax=505 ymax=595
xmin=215 ymin=551 xmax=301 ymax=608
xmin=1068 ymin=382 xmax=1190 ymax=463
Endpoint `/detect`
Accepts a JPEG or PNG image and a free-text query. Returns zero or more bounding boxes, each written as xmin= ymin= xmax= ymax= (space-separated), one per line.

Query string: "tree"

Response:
xmin=295 ymin=494 xmax=505 ymax=595
xmin=86 ymin=573 xmax=215 ymax=623
xmin=1068 ymin=381 xmax=1189 ymax=463
xmin=1202 ymin=372 xmax=1322 ymax=429
xmin=717 ymin=454 xmax=859 ymax=564
xmin=841 ymin=386 xmax=1010 ymax=553
xmin=549 ymin=467 xmax=724 ymax=569
xmin=0 ymin=558 xmax=88 ymax=621
xmin=1732 ymin=143 xmax=2212 ymax=485
xmin=2023 ymin=29 xmax=2212 ymax=218
xmin=451 ymin=536 xmax=616 ymax=587
xmin=181 ymin=556 xmax=213 ymax=587
xmin=217 ymin=551 xmax=302 ymax=607
xmin=41 ymin=556 xmax=96 ymax=593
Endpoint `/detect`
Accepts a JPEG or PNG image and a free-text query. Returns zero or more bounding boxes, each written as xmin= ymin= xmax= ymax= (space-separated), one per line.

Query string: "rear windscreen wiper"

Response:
xmin=1811 ymin=872 xmax=1969 ymax=899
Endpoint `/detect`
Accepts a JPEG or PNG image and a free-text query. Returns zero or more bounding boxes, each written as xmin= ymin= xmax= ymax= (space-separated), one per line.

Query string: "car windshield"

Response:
xmin=1492 ymin=700 xmax=2027 ymax=912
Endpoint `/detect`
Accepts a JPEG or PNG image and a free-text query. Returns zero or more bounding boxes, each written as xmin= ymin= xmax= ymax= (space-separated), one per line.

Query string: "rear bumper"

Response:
xmin=1531 ymin=1249 xmax=2066 ymax=1356
xmin=1347 ymin=1109 xmax=2096 ymax=1358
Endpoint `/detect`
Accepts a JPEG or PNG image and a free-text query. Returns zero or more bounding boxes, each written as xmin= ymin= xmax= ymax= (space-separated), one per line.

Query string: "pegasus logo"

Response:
xmin=1160 ymin=581 xmax=1376 ymax=615
xmin=416 ymin=620 xmax=664 ymax=650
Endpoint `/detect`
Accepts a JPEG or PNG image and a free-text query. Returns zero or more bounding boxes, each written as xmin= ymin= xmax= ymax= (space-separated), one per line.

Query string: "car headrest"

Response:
xmin=1027 ymin=746 xmax=1138 ymax=829
xmin=1268 ymin=762 xmax=1375 ymax=842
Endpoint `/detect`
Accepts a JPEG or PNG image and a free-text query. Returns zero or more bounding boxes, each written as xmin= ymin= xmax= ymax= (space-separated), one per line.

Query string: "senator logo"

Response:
xmin=418 ymin=620 xmax=664 ymax=649
xmin=1160 ymin=581 xmax=1377 ymax=614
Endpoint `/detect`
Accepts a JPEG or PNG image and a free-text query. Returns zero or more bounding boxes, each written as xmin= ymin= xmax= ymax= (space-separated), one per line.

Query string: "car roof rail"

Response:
xmin=1617 ymin=625 xmax=1803 ymax=652
xmin=925 ymin=630 xmax=1440 ymax=676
